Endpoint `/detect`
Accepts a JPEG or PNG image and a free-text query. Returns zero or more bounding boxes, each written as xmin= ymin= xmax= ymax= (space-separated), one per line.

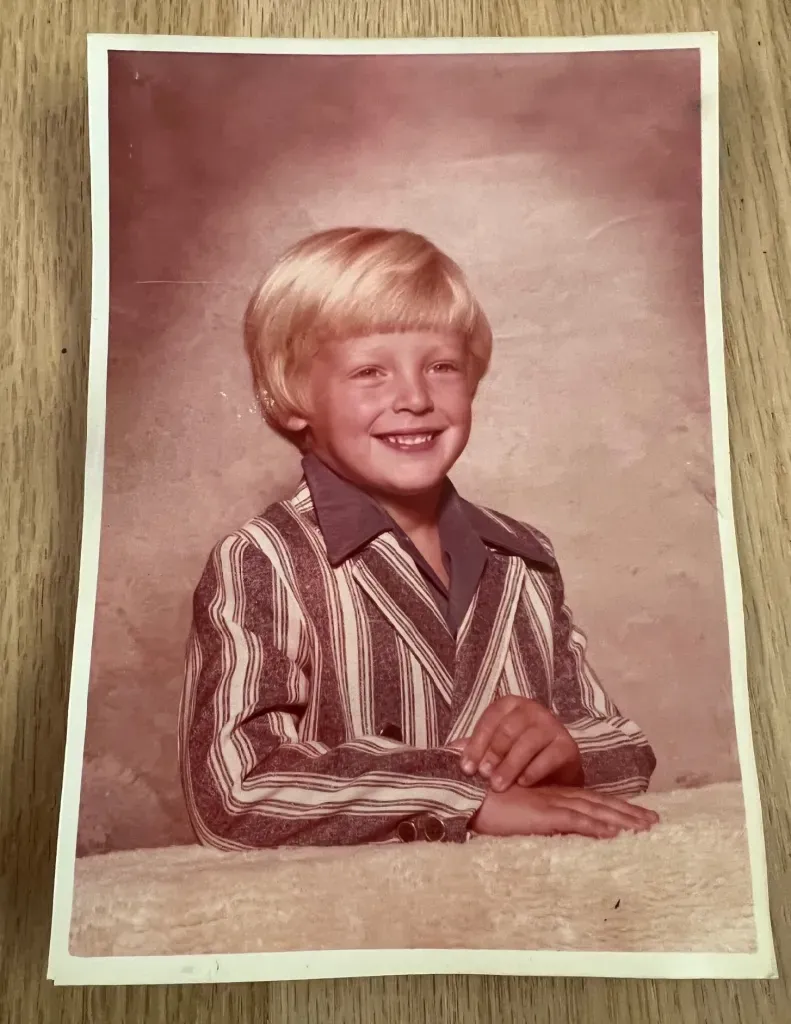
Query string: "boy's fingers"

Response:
xmin=536 ymin=805 xmax=619 ymax=840
xmin=460 ymin=703 xmax=515 ymax=774
xmin=553 ymin=794 xmax=651 ymax=833
xmin=570 ymin=789 xmax=659 ymax=826
xmin=490 ymin=728 xmax=549 ymax=791
xmin=516 ymin=738 xmax=572 ymax=788
xmin=476 ymin=708 xmax=535 ymax=777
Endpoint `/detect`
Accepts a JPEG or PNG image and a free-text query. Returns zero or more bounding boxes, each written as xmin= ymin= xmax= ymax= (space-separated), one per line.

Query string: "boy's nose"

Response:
xmin=392 ymin=375 xmax=433 ymax=413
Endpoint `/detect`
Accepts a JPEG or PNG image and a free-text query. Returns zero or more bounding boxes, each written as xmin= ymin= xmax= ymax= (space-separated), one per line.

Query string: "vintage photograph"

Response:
xmin=48 ymin=34 xmax=774 ymax=984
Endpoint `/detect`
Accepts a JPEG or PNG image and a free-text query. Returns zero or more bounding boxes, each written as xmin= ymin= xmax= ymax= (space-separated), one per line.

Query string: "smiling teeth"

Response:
xmin=384 ymin=434 xmax=434 ymax=446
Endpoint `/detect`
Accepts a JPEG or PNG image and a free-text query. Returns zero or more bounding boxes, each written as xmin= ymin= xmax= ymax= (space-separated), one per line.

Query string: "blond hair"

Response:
xmin=243 ymin=227 xmax=492 ymax=443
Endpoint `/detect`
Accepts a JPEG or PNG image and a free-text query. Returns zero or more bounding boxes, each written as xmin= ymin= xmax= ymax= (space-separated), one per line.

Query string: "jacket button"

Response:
xmin=397 ymin=820 xmax=418 ymax=843
xmin=377 ymin=723 xmax=403 ymax=742
xmin=420 ymin=814 xmax=446 ymax=842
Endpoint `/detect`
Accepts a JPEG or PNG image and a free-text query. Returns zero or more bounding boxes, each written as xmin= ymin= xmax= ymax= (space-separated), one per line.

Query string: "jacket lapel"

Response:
xmin=446 ymin=551 xmax=527 ymax=741
xmin=351 ymin=533 xmax=455 ymax=706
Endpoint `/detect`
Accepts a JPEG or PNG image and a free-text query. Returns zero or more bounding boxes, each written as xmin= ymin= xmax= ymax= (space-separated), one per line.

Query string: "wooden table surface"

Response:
xmin=2 ymin=1 xmax=789 ymax=1021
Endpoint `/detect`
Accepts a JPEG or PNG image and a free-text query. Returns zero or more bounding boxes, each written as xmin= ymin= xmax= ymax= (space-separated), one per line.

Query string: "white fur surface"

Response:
xmin=70 ymin=783 xmax=756 ymax=957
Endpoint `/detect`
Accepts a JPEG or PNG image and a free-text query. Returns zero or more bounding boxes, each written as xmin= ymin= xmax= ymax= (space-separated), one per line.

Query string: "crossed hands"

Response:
xmin=451 ymin=696 xmax=659 ymax=840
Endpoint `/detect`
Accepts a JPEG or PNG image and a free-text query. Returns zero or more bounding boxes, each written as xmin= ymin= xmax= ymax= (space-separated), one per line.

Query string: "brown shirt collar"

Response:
xmin=301 ymin=453 xmax=555 ymax=571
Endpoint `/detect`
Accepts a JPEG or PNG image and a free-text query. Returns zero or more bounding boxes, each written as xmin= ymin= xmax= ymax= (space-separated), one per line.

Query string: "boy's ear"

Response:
xmin=283 ymin=412 xmax=309 ymax=432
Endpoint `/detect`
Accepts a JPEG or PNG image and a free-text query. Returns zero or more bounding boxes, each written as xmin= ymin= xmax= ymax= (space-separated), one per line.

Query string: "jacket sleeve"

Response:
xmin=545 ymin=564 xmax=657 ymax=797
xmin=178 ymin=532 xmax=486 ymax=850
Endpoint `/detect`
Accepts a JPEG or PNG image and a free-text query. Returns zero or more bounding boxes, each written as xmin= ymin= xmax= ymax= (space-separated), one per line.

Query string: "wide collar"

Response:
xmin=300 ymin=452 xmax=555 ymax=570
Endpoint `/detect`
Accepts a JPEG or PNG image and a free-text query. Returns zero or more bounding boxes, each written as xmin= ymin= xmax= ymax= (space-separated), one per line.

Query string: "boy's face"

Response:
xmin=288 ymin=331 xmax=475 ymax=500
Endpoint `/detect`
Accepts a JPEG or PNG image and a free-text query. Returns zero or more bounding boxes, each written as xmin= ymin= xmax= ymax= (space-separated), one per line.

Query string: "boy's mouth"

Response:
xmin=375 ymin=430 xmax=443 ymax=452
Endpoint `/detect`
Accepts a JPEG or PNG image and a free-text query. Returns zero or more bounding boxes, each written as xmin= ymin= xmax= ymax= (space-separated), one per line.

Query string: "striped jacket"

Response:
xmin=179 ymin=479 xmax=656 ymax=850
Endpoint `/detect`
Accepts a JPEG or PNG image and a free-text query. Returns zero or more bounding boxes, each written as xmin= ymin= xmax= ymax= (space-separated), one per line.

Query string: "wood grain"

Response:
xmin=1 ymin=1 xmax=788 ymax=1021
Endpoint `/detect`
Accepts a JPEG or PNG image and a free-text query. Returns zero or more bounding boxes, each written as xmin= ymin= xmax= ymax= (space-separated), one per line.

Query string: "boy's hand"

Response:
xmin=470 ymin=784 xmax=659 ymax=838
xmin=459 ymin=695 xmax=583 ymax=791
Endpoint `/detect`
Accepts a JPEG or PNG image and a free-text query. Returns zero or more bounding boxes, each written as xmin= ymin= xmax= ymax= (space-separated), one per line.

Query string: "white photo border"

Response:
xmin=47 ymin=30 xmax=776 ymax=985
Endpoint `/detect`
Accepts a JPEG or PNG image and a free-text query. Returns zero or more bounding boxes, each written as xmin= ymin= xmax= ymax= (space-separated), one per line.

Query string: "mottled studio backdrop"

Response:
xmin=77 ymin=48 xmax=739 ymax=855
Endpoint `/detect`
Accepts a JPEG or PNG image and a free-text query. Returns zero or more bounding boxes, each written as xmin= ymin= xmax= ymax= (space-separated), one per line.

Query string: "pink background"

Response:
xmin=77 ymin=49 xmax=739 ymax=855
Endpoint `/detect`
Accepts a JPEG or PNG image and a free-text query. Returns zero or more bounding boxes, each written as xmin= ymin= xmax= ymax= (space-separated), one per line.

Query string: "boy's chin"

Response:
xmin=370 ymin=466 xmax=453 ymax=498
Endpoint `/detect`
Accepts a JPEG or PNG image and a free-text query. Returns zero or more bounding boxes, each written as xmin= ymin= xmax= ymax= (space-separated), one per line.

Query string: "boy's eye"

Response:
xmin=350 ymin=366 xmax=383 ymax=379
xmin=430 ymin=361 xmax=460 ymax=373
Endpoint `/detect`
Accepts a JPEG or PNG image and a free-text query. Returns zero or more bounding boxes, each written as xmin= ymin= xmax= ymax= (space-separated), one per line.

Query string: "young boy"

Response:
xmin=179 ymin=227 xmax=658 ymax=850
